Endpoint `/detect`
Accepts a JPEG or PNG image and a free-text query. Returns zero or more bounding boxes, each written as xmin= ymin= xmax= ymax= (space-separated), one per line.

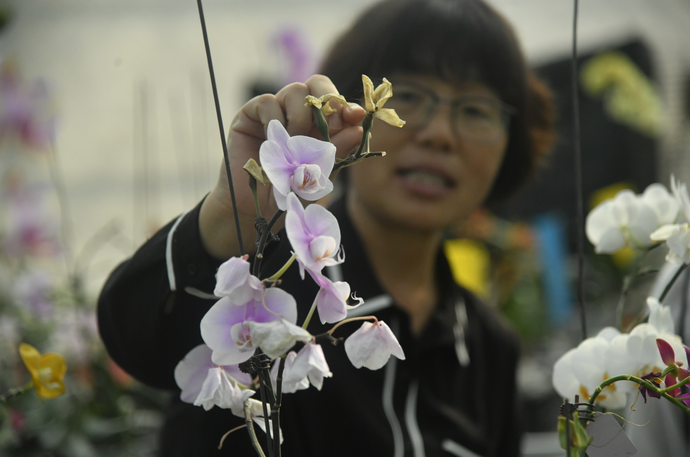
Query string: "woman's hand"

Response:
xmin=199 ymin=74 xmax=366 ymax=260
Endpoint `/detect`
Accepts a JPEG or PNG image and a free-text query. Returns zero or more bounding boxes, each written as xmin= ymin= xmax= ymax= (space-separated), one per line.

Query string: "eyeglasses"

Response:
xmin=384 ymin=81 xmax=515 ymax=145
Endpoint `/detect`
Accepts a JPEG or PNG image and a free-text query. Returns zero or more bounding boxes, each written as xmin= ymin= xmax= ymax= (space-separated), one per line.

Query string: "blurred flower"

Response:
xmin=260 ymin=119 xmax=335 ymax=210
xmin=344 ymin=320 xmax=405 ymax=370
xmin=580 ymin=51 xmax=662 ymax=137
xmin=586 ymin=183 xmax=678 ymax=254
xmin=638 ymin=371 xmax=661 ymax=403
xmin=3 ymin=183 xmax=60 ymax=258
xmin=19 ymin=343 xmax=66 ymax=401
xmin=362 ymin=75 xmax=405 ymax=128
xmin=0 ymin=61 xmax=55 ymax=149
xmin=552 ymin=327 xmax=627 ymax=409
xmin=13 ymin=269 xmax=54 ymax=319
xmin=651 ymin=176 xmax=690 ymax=264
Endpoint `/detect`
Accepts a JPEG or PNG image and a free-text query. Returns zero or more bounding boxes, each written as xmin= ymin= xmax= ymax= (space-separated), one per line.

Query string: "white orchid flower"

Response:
xmin=344 ymin=320 xmax=405 ymax=370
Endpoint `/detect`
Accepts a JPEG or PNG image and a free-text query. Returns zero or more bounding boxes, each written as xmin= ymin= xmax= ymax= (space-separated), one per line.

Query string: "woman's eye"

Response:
xmin=459 ymin=103 xmax=494 ymax=120
xmin=393 ymin=90 xmax=424 ymax=106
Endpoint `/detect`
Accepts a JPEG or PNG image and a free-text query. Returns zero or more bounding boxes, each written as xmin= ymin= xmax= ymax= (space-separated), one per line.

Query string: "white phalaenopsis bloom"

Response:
xmin=285 ymin=192 xmax=343 ymax=277
xmin=344 ymin=320 xmax=405 ymax=370
xmin=245 ymin=319 xmax=312 ymax=359
xmin=260 ymin=120 xmax=336 ymax=210
xmin=586 ymin=183 xmax=679 ymax=254
xmin=552 ymin=327 xmax=627 ymax=409
xmin=282 ymin=342 xmax=332 ymax=391
xmin=552 ymin=298 xmax=688 ymax=408
xmin=174 ymin=344 xmax=252 ymax=407
xmin=271 ymin=351 xmax=309 ymax=394
xmin=651 ymin=176 xmax=690 ymax=264
xmin=214 ymin=255 xmax=263 ymax=304
xmin=200 ymin=287 xmax=299 ymax=365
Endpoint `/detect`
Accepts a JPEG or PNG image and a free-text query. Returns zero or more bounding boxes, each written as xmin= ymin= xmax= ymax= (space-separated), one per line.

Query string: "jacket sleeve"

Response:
xmin=97 ymin=200 xmax=223 ymax=390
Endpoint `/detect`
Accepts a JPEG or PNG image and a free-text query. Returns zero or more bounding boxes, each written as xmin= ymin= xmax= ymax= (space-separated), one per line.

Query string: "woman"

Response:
xmin=97 ymin=0 xmax=554 ymax=455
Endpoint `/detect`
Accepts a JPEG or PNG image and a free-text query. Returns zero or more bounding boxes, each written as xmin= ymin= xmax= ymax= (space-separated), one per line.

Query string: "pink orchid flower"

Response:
xmin=656 ymin=338 xmax=690 ymax=398
xmin=260 ymin=119 xmax=335 ymax=210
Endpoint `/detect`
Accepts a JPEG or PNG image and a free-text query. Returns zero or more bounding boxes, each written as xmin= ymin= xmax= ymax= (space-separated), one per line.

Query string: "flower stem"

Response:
xmin=659 ymin=375 xmax=690 ymax=394
xmin=0 ymin=382 xmax=33 ymax=403
xmin=243 ymin=401 xmax=267 ymax=457
xmin=659 ymin=263 xmax=688 ymax=303
xmin=267 ymin=253 xmax=296 ymax=282
xmin=249 ymin=176 xmax=262 ymax=219
xmin=588 ymin=374 xmax=690 ymax=414
xmin=327 ymin=315 xmax=378 ymax=336
xmin=253 ymin=209 xmax=284 ymax=277
xmin=301 ymin=295 xmax=319 ymax=330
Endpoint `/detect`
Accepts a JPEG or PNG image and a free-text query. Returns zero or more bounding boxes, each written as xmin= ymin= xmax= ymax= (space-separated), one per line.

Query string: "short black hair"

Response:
xmin=320 ymin=0 xmax=555 ymax=203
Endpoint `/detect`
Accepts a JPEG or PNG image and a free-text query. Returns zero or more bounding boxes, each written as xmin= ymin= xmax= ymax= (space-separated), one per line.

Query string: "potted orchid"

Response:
xmin=552 ymin=176 xmax=690 ymax=455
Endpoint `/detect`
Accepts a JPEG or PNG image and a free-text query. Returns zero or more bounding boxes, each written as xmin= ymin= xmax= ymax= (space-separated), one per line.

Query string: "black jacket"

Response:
xmin=98 ymin=197 xmax=522 ymax=456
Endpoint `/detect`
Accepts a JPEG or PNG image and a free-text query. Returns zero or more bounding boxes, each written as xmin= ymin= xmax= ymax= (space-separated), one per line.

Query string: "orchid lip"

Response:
xmin=397 ymin=167 xmax=455 ymax=188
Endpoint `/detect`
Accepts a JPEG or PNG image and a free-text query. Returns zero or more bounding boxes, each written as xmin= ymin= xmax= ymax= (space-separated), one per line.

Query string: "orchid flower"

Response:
xmin=282 ymin=342 xmax=332 ymax=391
xmin=655 ymin=338 xmax=690 ymax=398
xmin=586 ymin=183 xmax=678 ymax=254
xmin=285 ymin=192 xmax=343 ymax=278
xmin=19 ymin=343 xmax=66 ymax=401
xmin=174 ymin=344 xmax=252 ymax=407
xmin=650 ymin=176 xmax=690 ymax=264
xmin=244 ymin=319 xmax=312 ymax=359
xmin=344 ymin=320 xmax=405 ymax=370
xmin=271 ymin=351 xmax=309 ymax=394
xmin=214 ymin=255 xmax=263 ymax=304
xmin=200 ymin=287 xmax=299 ymax=365
xmin=552 ymin=328 xmax=628 ymax=409
xmin=307 ymin=269 xmax=362 ymax=324
xmin=304 ymin=93 xmax=349 ymax=116
xmin=361 ymin=75 xmax=405 ymax=128
xmin=259 ymin=119 xmax=336 ymax=210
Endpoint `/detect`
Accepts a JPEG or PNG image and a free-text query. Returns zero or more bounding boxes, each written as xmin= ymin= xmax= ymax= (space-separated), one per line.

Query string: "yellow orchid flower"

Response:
xmin=19 ymin=343 xmax=67 ymax=401
xmin=361 ymin=75 xmax=405 ymax=128
xmin=304 ymin=93 xmax=349 ymax=116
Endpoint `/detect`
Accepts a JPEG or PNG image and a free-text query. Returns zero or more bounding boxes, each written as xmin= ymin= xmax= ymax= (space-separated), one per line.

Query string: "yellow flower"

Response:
xmin=19 ymin=343 xmax=66 ymax=401
xmin=304 ymin=93 xmax=349 ymax=116
xmin=361 ymin=75 xmax=405 ymax=128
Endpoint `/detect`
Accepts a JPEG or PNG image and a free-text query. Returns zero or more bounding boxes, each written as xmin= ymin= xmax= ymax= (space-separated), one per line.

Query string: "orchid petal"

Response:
xmin=656 ymin=338 xmax=676 ymax=366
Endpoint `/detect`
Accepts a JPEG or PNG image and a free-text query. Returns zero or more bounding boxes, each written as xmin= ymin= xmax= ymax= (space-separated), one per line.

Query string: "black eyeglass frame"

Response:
xmin=386 ymin=81 xmax=517 ymax=144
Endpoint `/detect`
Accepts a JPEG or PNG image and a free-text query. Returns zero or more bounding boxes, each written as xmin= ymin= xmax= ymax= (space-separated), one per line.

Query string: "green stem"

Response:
xmin=353 ymin=115 xmax=373 ymax=159
xmin=243 ymin=400 xmax=267 ymax=457
xmin=659 ymin=263 xmax=688 ymax=303
xmin=301 ymin=295 xmax=319 ymax=330
xmin=267 ymin=254 xmax=296 ymax=281
xmin=659 ymin=375 xmax=690 ymax=394
xmin=588 ymin=374 xmax=690 ymax=414
xmin=0 ymin=382 xmax=33 ymax=403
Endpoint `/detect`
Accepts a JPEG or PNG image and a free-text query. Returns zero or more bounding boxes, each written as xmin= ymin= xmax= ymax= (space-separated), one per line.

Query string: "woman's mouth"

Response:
xmin=397 ymin=168 xmax=456 ymax=196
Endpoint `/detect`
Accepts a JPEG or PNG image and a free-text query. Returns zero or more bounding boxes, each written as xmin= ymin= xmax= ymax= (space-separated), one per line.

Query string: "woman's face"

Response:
xmin=347 ymin=74 xmax=509 ymax=234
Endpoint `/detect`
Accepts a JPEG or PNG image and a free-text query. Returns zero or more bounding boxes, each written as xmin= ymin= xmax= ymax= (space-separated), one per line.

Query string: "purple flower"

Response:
xmin=200 ymin=287 xmax=299 ymax=365
xmin=344 ymin=320 xmax=405 ymax=370
xmin=0 ymin=62 xmax=55 ymax=149
xmin=285 ymin=192 xmax=342 ymax=278
xmin=638 ymin=372 xmax=662 ymax=403
xmin=260 ymin=120 xmax=335 ymax=210
xmin=656 ymin=338 xmax=690 ymax=397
